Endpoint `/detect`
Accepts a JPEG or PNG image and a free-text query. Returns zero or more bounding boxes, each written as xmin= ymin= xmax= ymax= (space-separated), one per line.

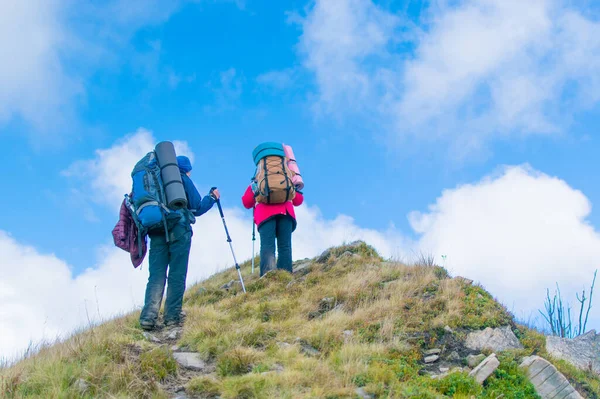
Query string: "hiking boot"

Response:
xmin=164 ymin=319 xmax=182 ymax=328
xmin=140 ymin=319 xmax=155 ymax=331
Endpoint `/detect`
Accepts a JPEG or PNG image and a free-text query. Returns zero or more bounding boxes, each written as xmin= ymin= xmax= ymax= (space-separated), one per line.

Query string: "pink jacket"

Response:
xmin=242 ymin=186 xmax=304 ymax=228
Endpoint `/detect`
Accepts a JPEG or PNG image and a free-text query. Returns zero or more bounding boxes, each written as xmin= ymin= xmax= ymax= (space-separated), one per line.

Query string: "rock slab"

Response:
xmin=424 ymin=355 xmax=440 ymax=364
xmin=355 ymin=387 xmax=374 ymax=399
xmin=520 ymin=356 xmax=583 ymax=399
xmin=546 ymin=330 xmax=600 ymax=375
xmin=469 ymin=353 xmax=500 ymax=384
xmin=465 ymin=326 xmax=523 ymax=352
xmin=173 ymin=352 xmax=207 ymax=371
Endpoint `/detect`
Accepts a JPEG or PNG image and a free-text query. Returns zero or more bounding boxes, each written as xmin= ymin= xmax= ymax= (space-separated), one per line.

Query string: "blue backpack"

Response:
xmin=126 ymin=151 xmax=183 ymax=241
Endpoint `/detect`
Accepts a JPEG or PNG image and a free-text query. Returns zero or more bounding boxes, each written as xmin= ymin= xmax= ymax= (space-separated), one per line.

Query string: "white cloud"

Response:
xmin=0 ymin=0 xmax=186 ymax=135
xmin=0 ymin=0 xmax=81 ymax=131
xmin=410 ymin=165 xmax=600 ymax=327
xmin=298 ymin=0 xmax=399 ymax=116
xmin=298 ymin=0 xmax=600 ymax=152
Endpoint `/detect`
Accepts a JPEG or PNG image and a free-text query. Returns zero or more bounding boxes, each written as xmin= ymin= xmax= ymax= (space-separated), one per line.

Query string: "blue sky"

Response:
xmin=2 ymin=0 xmax=600 ymax=359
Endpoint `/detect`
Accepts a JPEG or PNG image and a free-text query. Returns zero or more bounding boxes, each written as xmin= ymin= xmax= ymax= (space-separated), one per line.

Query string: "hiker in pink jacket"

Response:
xmin=242 ymin=186 xmax=304 ymax=276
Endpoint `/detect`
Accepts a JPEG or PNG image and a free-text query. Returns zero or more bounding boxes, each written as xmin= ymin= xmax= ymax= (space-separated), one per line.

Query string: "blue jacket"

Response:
xmin=166 ymin=172 xmax=215 ymax=241
xmin=181 ymin=173 xmax=215 ymax=218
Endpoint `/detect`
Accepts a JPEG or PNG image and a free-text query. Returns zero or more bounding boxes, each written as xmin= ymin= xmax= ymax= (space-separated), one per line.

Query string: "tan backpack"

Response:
xmin=254 ymin=156 xmax=296 ymax=204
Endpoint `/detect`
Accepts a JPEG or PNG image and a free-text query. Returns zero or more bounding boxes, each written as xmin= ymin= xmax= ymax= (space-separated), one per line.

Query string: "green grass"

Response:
xmin=1 ymin=242 xmax=598 ymax=398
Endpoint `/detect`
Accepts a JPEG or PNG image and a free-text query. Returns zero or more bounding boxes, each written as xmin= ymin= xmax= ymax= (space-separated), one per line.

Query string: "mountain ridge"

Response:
xmin=1 ymin=241 xmax=599 ymax=398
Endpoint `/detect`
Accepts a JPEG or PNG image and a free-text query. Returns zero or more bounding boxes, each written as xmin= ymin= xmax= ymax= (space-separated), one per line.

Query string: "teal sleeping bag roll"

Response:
xmin=252 ymin=142 xmax=285 ymax=165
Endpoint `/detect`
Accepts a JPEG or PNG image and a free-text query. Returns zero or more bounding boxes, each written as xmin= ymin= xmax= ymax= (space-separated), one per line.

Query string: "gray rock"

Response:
xmin=143 ymin=332 xmax=161 ymax=343
xmin=74 ymin=378 xmax=89 ymax=394
xmin=546 ymin=330 xmax=600 ymax=375
xmin=171 ymin=345 xmax=180 ymax=352
xmin=220 ymin=280 xmax=239 ymax=290
xmin=293 ymin=260 xmax=312 ymax=275
xmin=355 ymin=387 xmax=374 ymax=399
xmin=520 ymin=356 xmax=583 ymax=399
xmin=277 ymin=342 xmax=292 ymax=349
xmin=448 ymin=351 xmax=461 ymax=361
xmin=166 ymin=327 xmax=182 ymax=340
xmin=424 ymin=348 xmax=441 ymax=356
xmin=439 ymin=367 xmax=450 ymax=373
xmin=455 ymin=277 xmax=474 ymax=286
xmin=316 ymin=241 xmax=366 ymax=263
xmin=444 ymin=326 xmax=454 ymax=334
xmin=467 ymin=354 xmax=486 ymax=368
xmin=173 ymin=352 xmax=207 ymax=371
xmin=320 ymin=297 xmax=336 ymax=311
xmin=465 ymin=326 xmax=523 ymax=352
xmin=424 ymin=355 xmax=440 ymax=363
xmin=301 ymin=345 xmax=321 ymax=357
xmin=469 ymin=353 xmax=500 ymax=384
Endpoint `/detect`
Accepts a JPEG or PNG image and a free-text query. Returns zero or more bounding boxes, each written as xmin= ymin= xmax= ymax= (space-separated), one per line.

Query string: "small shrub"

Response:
xmin=434 ymin=372 xmax=481 ymax=396
xmin=454 ymin=285 xmax=512 ymax=329
xmin=353 ymin=373 xmax=371 ymax=387
xmin=139 ymin=347 xmax=177 ymax=381
xmin=217 ymin=347 xmax=260 ymax=377
xmin=516 ymin=325 xmax=546 ymax=356
xmin=187 ymin=376 xmax=221 ymax=397
xmin=482 ymin=353 xmax=540 ymax=399
xmin=220 ymin=374 xmax=271 ymax=399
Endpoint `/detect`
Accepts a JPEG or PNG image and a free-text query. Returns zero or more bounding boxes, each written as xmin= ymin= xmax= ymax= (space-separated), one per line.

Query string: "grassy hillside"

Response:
xmin=2 ymin=242 xmax=599 ymax=398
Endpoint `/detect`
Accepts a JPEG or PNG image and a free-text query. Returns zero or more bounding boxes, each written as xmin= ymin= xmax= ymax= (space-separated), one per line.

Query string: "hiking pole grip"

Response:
xmin=210 ymin=187 xmax=225 ymax=218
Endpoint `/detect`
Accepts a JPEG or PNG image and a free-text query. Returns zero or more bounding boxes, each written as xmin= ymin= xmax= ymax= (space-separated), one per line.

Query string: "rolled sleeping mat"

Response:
xmin=155 ymin=141 xmax=188 ymax=210
xmin=253 ymin=142 xmax=285 ymax=165
xmin=283 ymin=144 xmax=304 ymax=191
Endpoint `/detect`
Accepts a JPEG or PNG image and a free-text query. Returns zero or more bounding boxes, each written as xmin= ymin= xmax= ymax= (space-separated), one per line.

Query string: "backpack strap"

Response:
xmin=263 ymin=157 xmax=271 ymax=204
xmin=280 ymin=156 xmax=291 ymax=202
xmin=136 ymin=201 xmax=170 ymax=215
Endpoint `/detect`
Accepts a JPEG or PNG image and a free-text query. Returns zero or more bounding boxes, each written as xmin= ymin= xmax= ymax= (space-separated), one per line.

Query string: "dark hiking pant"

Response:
xmin=258 ymin=215 xmax=294 ymax=276
xmin=140 ymin=230 xmax=192 ymax=326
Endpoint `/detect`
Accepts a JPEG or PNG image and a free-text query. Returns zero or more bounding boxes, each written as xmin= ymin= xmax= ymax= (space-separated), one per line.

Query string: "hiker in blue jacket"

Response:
xmin=139 ymin=156 xmax=220 ymax=330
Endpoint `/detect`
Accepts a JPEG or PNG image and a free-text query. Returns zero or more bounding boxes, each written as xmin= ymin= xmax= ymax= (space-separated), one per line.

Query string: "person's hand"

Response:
xmin=210 ymin=188 xmax=221 ymax=200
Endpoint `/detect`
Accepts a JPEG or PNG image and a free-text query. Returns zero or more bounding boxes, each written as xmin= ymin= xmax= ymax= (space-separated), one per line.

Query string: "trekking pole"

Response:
xmin=251 ymin=207 xmax=256 ymax=274
xmin=211 ymin=188 xmax=247 ymax=293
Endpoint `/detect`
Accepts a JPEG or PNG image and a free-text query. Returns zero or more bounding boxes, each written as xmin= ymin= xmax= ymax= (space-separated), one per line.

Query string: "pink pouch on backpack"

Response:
xmin=283 ymin=144 xmax=304 ymax=191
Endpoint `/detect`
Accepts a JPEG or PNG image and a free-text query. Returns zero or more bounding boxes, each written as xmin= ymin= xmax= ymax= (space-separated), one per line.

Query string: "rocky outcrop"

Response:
xmin=465 ymin=326 xmax=523 ymax=352
xmin=546 ymin=330 xmax=600 ymax=375
xmin=468 ymin=353 xmax=500 ymax=384
xmin=316 ymin=240 xmax=366 ymax=263
xmin=520 ymin=356 xmax=583 ymax=399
